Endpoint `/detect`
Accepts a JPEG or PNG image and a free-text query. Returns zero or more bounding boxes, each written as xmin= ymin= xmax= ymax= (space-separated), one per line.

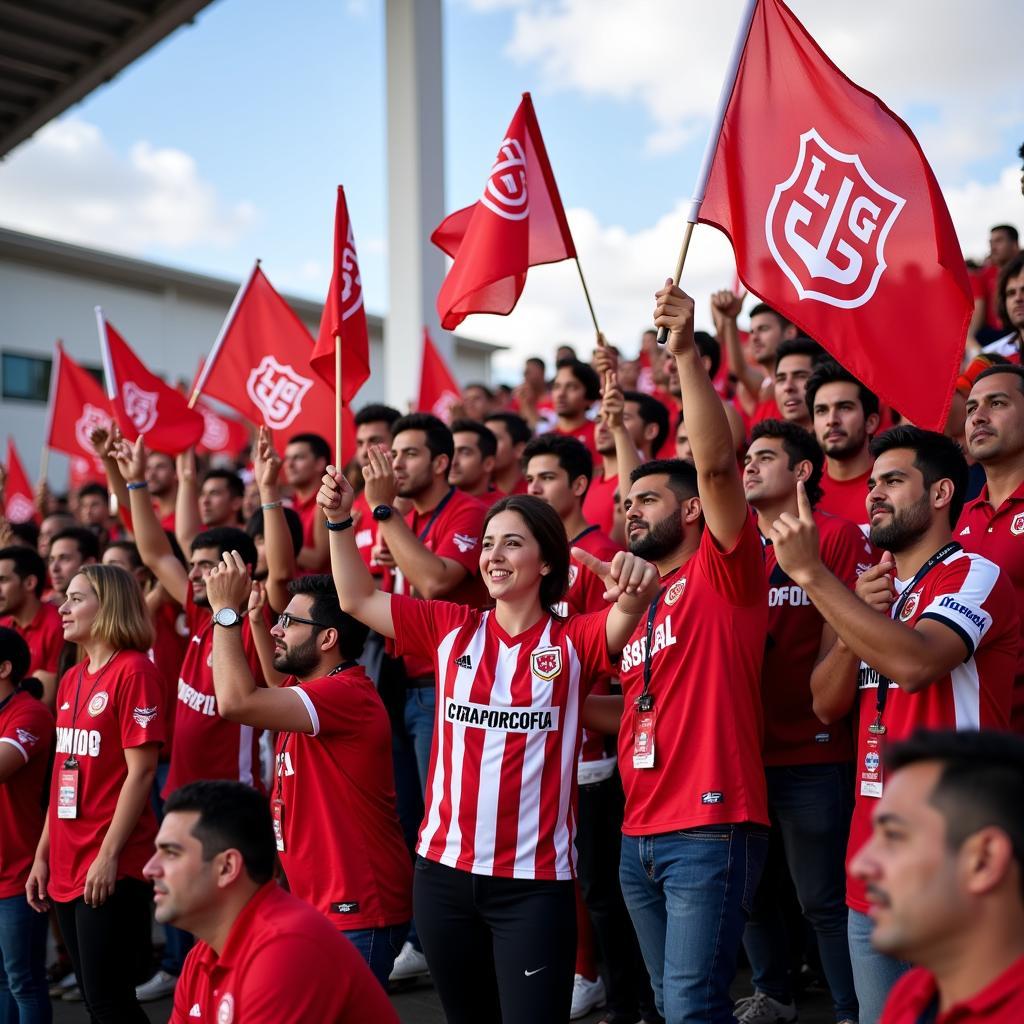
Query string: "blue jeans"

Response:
xmin=344 ymin=923 xmax=410 ymax=988
xmin=404 ymin=685 xmax=436 ymax=787
xmin=743 ymin=764 xmax=857 ymax=1022
xmin=847 ymin=909 xmax=909 ymax=1024
xmin=0 ymin=895 xmax=50 ymax=1024
xmin=620 ymin=825 xmax=769 ymax=1024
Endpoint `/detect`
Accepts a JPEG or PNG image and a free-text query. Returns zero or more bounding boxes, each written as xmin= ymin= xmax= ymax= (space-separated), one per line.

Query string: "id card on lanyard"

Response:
xmin=633 ymin=586 xmax=666 ymax=770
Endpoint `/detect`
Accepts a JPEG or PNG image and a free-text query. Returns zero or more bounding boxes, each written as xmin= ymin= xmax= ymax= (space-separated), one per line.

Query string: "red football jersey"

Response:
xmin=391 ymin=595 xmax=613 ymax=880
xmin=618 ymin=514 xmax=770 ymax=834
xmin=817 ymin=465 xmax=872 ymax=533
xmin=1 ymin=602 xmax=63 ymax=678
xmin=553 ymin=420 xmax=599 ymax=460
xmin=48 ymin=650 xmax=165 ymax=902
xmin=0 ymin=691 xmax=54 ymax=897
xmin=148 ymin=600 xmax=189 ymax=751
xmin=350 ymin=490 xmax=386 ymax=580
xmin=582 ymin=472 xmax=619 ymax=539
xmin=290 ymin=491 xmax=329 ymax=573
xmin=846 ymin=548 xmax=1017 ymax=913
xmin=761 ymin=511 xmax=869 ymax=765
xmin=171 ymin=883 xmax=399 ymax=1024
xmin=274 ymin=668 xmax=412 ymax=929
xmin=162 ymin=589 xmax=263 ymax=798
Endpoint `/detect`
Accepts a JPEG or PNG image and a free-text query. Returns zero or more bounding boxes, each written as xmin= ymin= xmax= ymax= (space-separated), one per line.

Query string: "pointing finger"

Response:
xmin=796 ymin=479 xmax=813 ymax=521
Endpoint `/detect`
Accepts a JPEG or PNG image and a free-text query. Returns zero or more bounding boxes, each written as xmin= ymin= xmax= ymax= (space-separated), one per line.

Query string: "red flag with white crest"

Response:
xmin=45 ymin=341 xmax=112 ymax=485
xmin=417 ymin=329 xmax=461 ymax=424
xmin=4 ymin=437 xmax=38 ymax=524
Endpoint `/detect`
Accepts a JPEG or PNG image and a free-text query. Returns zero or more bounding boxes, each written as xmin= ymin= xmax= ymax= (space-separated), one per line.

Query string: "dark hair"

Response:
xmin=887 ymin=729 xmax=1024 ymax=895
xmin=622 ymin=390 xmax=670 ymax=456
xmin=286 ymin=433 xmax=331 ymax=463
xmin=972 ymin=363 xmax=1024 ymax=396
xmin=163 ymin=780 xmax=276 ymax=885
xmin=525 ymin=356 xmax=546 ymax=373
xmin=693 ymin=331 xmax=721 ymax=379
xmin=450 ymin=419 xmax=498 ymax=460
xmin=104 ymin=540 xmax=142 ymax=571
xmin=77 ymin=482 xmax=109 ymax=502
xmin=555 ymin=357 xmax=601 ymax=402
xmin=750 ymin=419 xmax=825 ymax=507
xmin=164 ymin=530 xmax=187 ymax=569
xmin=201 ymin=469 xmax=244 ymax=500
xmin=50 ymin=526 xmax=100 ymax=563
xmin=869 ymin=426 xmax=968 ymax=526
xmin=629 ymin=458 xmax=700 ymax=503
xmin=391 ymin=413 xmax=454 ymax=462
xmin=354 ymin=403 xmax=402 ymax=430
xmin=286 ymin=574 xmax=369 ymax=661
xmin=748 ymin=303 xmax=792 ymax=330
xmin=484 ymin=412 xmax=532 ymax=446
xmin=0 ymin=546 xmax=47 ymax=597
xmin=775 ymin=337 xmax=826 ymax=369
xmin=245 ymin=506 xmax=303 ymax=557
xmin=191 ymin=527 xmax=258 ymax=570
xmin=464 ymin=382 xmax=494 ymax=400
xmin=521 ymin=434 xmax=593 ymax=492
xmin=997 ymin=253 xmax=1024 ymax=330
xmin=0 ymin=626 xmax=30 ymax=686
xmin=483 ymin=495 xmax=570 ymax=612
xmin=991 ymin=224 xmax=1020 ymax=244
xmin=9 ymin=521 xmax=39 ymax=549
xmin=805 ymin=360 xmax=880 ymax=420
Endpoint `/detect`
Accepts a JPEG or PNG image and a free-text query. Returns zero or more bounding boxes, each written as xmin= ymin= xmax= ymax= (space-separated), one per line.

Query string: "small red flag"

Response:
xmin=4 ymin=437 xmax=39 ymax=524
xmin=194 ymin=264 xmax=355 ymax=462
xmin=195 ymin=398 xmax=250 ymax=458
xmin=45 ymin=342 xmax=112 ymax=485
xmin=695 ymin=0 xmax=971 ymax=430
xmin=97 ymin=312 xmax=204 ymax=454
xmin=418 ymin=329 xmax=461 ymax=424
xmin=432 ymin=92 xmax=576 ymax=330
xmin=310 ymin=186 xmax=371 ymax=402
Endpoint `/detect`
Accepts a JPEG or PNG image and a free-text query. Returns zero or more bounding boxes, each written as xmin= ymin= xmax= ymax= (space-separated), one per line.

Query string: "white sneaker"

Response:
xmin=570 ymin=973 xmax=607 ymax=1019
xmin=389 ymin=941 xmax=430 ymax=981
xmin=735 ymin=991 xmax=797 ymax=1023
xmin=48 ymin=971 xmax=77 ymax=997
xmin=135 ymin=969 xmax=178 ymax=1002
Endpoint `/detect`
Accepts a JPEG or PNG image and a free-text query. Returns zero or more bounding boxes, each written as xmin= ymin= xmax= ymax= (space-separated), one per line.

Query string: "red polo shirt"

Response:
xmin=171 ymin=883 xmax=399 ymax=1024
xmin=0 ymin=601 xmax=63 ymax=678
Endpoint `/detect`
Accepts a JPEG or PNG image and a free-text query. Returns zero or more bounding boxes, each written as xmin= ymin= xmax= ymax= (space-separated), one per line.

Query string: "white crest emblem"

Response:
xmin=216 ymin=993 xmax=234 ymax=1024
xmin=567 ymin=565 xmax=579 ymax=588
xmin=133 ymin=706 xmax=158 ymax=729
xmin=664 ymin=578 xmax=687 ymax=606
xmin=765 ymin=128 xmax=905 ymax=309
xmin=531 ymin=646 xmax=562 ymax=681
xmin=1012 ymin=512 xmax=1024 ymax=537
xmin=5 ymin=493 xmax=35 ymax=523
xmin=88 ymin=691 xmax=109 ymax=717
xmin=74 ymin=403 xmax=112 ymax=456
xmin=246 ymin=356 xmax=313 ymax=430
xmin=340 ymin=221 xmax=364 ymax=321
xmin=431 ymin=389 xmax=461 ymax=423
xmin=199 ymin=406 xmax=229 ymax=451
xmin=15 ymin=727 xmax=38 ymax=746
xmin=899 ymin=591 xmax=920 ymax=623
xmin=121 ymin=382 xmax=159 ymax=433
xmin=482 ymin=137 xmax=529 ymax=221
xmin=453 ymin=533 xmax=478 ymax=554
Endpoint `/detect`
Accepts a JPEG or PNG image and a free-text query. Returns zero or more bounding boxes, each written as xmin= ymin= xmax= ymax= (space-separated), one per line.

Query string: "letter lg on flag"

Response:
xmin=246 ymin=355 xmax=313 ymax=431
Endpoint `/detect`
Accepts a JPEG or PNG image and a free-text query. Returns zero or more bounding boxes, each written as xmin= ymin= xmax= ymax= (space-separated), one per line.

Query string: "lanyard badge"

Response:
xmin=57 ymin=763 xmax=80 ymax=819
xmin=632 ymin=587 xmax=666 ymax=770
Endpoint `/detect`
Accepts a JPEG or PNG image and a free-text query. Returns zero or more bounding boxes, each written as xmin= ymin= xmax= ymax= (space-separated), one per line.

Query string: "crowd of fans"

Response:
xmin=0 ymin=227 xmax=1023 ymax=1024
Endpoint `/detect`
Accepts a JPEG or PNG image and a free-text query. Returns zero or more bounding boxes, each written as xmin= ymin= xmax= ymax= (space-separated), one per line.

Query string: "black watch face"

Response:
xmin=373 ymin=504 xmax=392 ymax=521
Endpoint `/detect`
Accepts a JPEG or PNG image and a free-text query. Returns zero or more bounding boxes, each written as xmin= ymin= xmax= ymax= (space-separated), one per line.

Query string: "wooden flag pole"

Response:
xmin=38 ymin=445 xmax=49 ymax=485
xmin=334 ymin=335 xmax=343 ymax=466
xmin=574 ymin=257 xmax=602 ymax=340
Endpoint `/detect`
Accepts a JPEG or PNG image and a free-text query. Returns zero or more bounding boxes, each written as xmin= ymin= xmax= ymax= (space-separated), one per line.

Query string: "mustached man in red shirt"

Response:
xmin=851 ymin=729 xmax=1024 ymax=1024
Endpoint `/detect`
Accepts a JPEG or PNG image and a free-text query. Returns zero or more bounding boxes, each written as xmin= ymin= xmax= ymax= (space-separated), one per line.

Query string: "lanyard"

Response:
xmin=636 ymin=586 xmax=667 ymax=712
xmin=0 ymin=691 xmax=14 ymax=716
xmin=417 ymin=487 xmax=455 ymax=544
xmin=66 ymin=651 xmax=119 ymax=767
xmin=872 ymin=542 xmax=961 ymax=732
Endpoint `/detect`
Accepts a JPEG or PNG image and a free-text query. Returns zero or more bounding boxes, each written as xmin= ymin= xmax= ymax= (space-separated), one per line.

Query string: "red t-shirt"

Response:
xmin=274 ymin=668 xmax=412 ymax=930
xmin=391 ymin=595 xmax=613 ymax=880
xmin=162 ymin=589 xmax=264 ymax=798
xmin=0 ymin=691 xmax=54 ymax=897
xmin=617 ymin=514 xmax=769 ymax=834
xmin=553 ymin=420 xmax=599 ymax=460
xmin=846 ymin=548 xmax=1017 ymax=913
xmin=171 ymin=883 xmax=400 ymax=1024
xmin=291 ymin=490 xmax=329 ymax=573
xmin=817 ymin=465 xmax=872 ymax=533
xmin=880 ymin=955 xmax=1024 ymax=1024
xmin=351 ymin=490 xmax=387 ymax=581
xmin=750 ymin=395 xmax=782 ymax=427
xmin=502 ymin=476 xmax=529 ymax=496
xmin=582 ymin=472 xmax=619 ymax=538
xmin=1 ymin=602 xmax=63 ymax=678
xmin=149 ymin=601 xmax=189 ymax=751
xmin=49 ymin=650 xmax=166 ymax=902
xmin=957 ymin=480 xmax=1024 ymax=731
xmin=971 ymin=262 xmax=1004 ymax=332
xmin=761 ymin=511 xmax=869 ymax=765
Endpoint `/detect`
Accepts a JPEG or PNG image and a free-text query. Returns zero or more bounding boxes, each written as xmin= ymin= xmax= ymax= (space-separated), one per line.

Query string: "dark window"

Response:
xmin=2 ymin=352 xmax=51 ymax=402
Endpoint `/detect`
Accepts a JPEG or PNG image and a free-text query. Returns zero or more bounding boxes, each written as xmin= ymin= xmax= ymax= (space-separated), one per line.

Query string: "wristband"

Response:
xmin=261 ymin=501 xmax=283 ymax=511
xmin=126 ymin=481 xmax=147 ymax=491
xmin=325 ymin=517 xmax=354 ymax=532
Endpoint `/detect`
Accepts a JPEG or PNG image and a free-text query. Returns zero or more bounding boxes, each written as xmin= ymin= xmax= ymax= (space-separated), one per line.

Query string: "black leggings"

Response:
xmin=413 ymin=856 xmax=576 ymax=1024
xmin=54 ymin=877 xmax=151 ymax=1024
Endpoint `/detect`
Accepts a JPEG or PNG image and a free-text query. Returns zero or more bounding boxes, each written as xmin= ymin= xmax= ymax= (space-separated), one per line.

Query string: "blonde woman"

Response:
xmin=26 ymin=565 xmax=165 ymax=1024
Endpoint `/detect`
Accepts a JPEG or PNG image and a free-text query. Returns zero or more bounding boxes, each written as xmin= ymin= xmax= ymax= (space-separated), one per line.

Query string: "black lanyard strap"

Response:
xmin=66 ymin=651 xmax=119 ymax=767
xmin=418 ymin=487 xmax=456 ymax=544
xmin=570 ymin=524 xmax=599 ymax=547
xmin=636 ymin=585 xmax=667 ymax=711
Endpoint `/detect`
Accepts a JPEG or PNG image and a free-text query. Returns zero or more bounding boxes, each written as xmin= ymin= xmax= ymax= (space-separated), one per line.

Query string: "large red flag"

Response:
xmin=310 ymin=186 xmax=371 ymax=402
xmin=97 ymin=311 xmax=204 ymax=454
xmin=418 ymin=329 xmax=461 ymax=423
xmin=193 ymin=264 xmax=355 ymax=462
xmin=694 ymin=0 xmax=971 ymax=430
xmin=4 ymin=437 xmax=38 ymax=524
xmin=45 ymin=342 xmax=112 ymax=486
xmin=431 ymin=92 xmax=576 ymax=330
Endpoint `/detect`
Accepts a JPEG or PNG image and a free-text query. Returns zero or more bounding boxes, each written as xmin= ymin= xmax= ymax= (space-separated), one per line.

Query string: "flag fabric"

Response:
xmin=195 ymin=397 xmax=250 ymax=458
xmin=696 ymin=0 xmax=972 ymax=431
xmin=4 ymin=437 xmax=38 ymax=524
xmin=431 ymin=92 xmax=576 ymax=330
xmin=310 ymin=186 xmax=371 ymax=402
xmin=418 ymin=329 xmax=462 ymax=423
xmin=193 ymin=264 xmax=355 ymax=463
xmin=97 ymin=312 xmax=204 ymax=454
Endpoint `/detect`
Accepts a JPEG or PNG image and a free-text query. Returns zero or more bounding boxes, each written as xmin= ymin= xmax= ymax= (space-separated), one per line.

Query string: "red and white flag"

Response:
xmin=694 ymin=0 xmax=971 ymax=430
xmin=45 ymin=341 xmax=112 ymax=486
xmin=310 ymin=186 xmax=371 ymax=402
xmin=431 ymin=92 xmax=576 ymax=330
xmin=195 ymin=397 xmax=250 ymax=458
xmin=418 ymin=329 xmax=461 ymax=423
xmin=193 ymin=264 xmax=355 ymax=462
xmin=96 ymin=311 xmax=204 ymax=454
xmin=4 ymin=437 xmax=38 ymax=524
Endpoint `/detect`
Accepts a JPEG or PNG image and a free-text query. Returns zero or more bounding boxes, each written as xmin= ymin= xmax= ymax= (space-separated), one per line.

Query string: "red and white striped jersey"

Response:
xmin=390 ymin=594 xmax=613 ymax=881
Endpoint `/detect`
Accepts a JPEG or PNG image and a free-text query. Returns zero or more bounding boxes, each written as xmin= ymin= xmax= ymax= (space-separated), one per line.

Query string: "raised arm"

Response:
xmin=174 ymin=448 xmax=201 ymax=556
xmin=89 ymin=425 xmax=131 ymax=524
xmin=711 ymin=289 xmax=762 ymax=413
xmin=603 ymin=370 xmax=643 ymax=482
xmin=252 ymin=426 xmax=295 ymax=614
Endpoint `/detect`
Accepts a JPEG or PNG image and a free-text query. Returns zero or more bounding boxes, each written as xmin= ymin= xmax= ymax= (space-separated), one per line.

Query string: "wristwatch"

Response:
xmin=372 ymin=504 xmax=394 ymax=522
xmin=212 ymin=607 xmax=243 ymax=628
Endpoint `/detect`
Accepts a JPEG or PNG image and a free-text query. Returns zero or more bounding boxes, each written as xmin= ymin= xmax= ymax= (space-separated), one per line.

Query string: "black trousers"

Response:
xmin=413 ymin=856 xmax=576 ymax=1024
xmin=54 ymin=877 xmax=151 ymax=1024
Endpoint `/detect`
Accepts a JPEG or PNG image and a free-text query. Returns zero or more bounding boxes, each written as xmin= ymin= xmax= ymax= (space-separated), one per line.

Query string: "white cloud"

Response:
xmin=0 ymin=118 xmax=255 ymax=252
xmin=945 ymin=165 xmax=1023 ymax=258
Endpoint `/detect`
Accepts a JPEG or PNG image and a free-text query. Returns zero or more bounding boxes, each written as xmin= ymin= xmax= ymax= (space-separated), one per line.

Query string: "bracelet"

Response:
xmin=126 ymin=481 xmax=147 ymax=491
xmin=261 ymin=501 xmax=283 ymax=511
xmin=325 ymin=517 xmax=354 ymax=532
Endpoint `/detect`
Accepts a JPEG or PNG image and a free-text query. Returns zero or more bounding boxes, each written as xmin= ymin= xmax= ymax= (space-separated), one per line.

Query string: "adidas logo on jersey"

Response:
xmin=189 ymin=1005 xmax=202 ymax=1018
xmin=959 ymin=525 xmax=971 ymax=536
xmin=455 ymin=654 xmax=473 ymax=669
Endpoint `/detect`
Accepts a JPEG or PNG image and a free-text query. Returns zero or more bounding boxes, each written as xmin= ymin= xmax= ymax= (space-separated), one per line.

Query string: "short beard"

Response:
xmin=869 ymin=493 xmax=932 ymax=552
xmin=823 ymin=430 xmax=867 ymax=461
xmin=273 ymin=634 xmax=321 ymax=677
xmin=629 ymin=512 xmax=686 ymax=562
